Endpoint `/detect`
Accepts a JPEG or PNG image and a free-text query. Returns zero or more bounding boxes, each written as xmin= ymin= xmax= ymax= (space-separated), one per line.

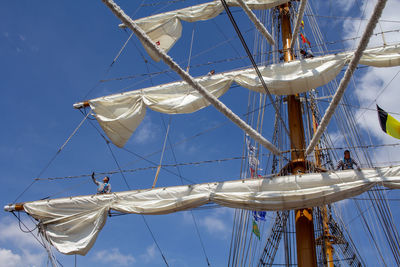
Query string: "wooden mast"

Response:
xmin=279 ymin=3 xmax=317 ymax=266
xmin=312 ymin=108 xmax=335 ymax=267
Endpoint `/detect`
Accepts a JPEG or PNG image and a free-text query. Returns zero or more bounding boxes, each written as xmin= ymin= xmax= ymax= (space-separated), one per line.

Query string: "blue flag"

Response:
xmin=253 ymin=211 xmax=266 ymax=221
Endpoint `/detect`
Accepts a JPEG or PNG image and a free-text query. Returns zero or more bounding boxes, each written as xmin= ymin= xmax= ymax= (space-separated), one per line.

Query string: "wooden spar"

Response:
xmin=4 ymin=203 xmax=24 ymax=212
xmin=279 ymin=3 xmax=317 ymax=267
xmin=73 ymin=101 xmax=89 ymax=109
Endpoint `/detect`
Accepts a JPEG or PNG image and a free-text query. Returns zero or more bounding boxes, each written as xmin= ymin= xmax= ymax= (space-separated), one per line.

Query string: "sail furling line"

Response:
xmin=305 ymin=0 xmax=388 ymax=156
xmin=101 ymin=0 xmax=282 ymax=156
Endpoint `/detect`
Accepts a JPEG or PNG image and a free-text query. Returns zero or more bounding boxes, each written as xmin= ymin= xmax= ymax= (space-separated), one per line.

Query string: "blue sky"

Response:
xmin=1 ymin=0 xmax=400 ymax=266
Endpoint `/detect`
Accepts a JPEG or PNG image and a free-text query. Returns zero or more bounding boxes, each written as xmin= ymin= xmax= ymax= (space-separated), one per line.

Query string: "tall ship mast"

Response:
xmin=3 ymin=0 xmax=400 ymax=266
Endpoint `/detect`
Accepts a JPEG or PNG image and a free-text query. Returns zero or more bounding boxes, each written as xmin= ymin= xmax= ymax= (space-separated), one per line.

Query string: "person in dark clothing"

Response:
xmin=336 ymin=150 xmax=361 ymax=171
xmin=207 ymin=69 xmax=215 ymax=76
xmin=91 ymin=172 xmax=111 ymax=194
xmin=300 ymin=49 xmax=314 ymax=59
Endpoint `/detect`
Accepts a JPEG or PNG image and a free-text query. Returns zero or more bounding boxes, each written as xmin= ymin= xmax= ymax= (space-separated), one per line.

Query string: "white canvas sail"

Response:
xmin=88 ymin=44 xmax=400 ymax=147
xmin=359 ymin=44 xmax=400 ymax=67
xmin=132 ymin=0 xmax=290 ymax=61
xmin=19 ymin=166 xmax=400 ymax=255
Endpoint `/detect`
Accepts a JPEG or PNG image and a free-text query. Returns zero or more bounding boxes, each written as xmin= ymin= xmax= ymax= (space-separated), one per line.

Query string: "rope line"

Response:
xmin=98 ymin=36 xmax=400 ymax=84
xmin=290 ymin=0 xmax=307 ymax=50
xmin=305 ymin=0 xmax=388 ymax=156
xmin=13 ymin=111 xmax=92 ymax=203
xmin=33 ymin=140 xmax=400 ymax=181
xmin=106 ymin=141 xmax=131 ymax=190
xmin=102 ymin=0 xmax=282 ymax=156
xmin=94 ymin=115 xmax=170 ymax=267
xmin=141 ymin=215 xmax=170 ymax=266
xmin=11 ymin=212 xmax=64 ymax=267
xmin=304 ymin=14 xmax=400 ymax=24
xmin=220 ymin=0 xmax=290 ymax=153
xmin=121 ymin=146 xmax=197 ymax=184
xmin=159 ymin=117 xmax=212 ymax=266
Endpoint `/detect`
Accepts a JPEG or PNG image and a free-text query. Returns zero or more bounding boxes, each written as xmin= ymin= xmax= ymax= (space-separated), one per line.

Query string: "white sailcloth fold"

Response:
xmin=132 ymin=0 xmax=289 ymax=61
xmin=23 ymin=165 xmax=400 ymax=255
xmin=359 ymin=44 xmax=400 ymax=67
xmin=90 ymin=77 xmax=233 ymax=147
xmin=89 ymin=44 xmax=400 ymax=148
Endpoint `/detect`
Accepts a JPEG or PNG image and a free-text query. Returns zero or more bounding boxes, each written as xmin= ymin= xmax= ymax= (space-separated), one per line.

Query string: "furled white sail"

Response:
xmin=359 ymin=44 xmax=400 ymax=67
xmin=88 ymin=44 xmax=400 ymax=147
xmin=131 ymin=0 xmax=289 ymax=61
xmin=22 ymin=166 xmax=400 ymax=255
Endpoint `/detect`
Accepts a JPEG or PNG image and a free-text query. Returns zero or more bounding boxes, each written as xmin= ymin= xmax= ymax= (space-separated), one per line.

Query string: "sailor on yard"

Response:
xmin=336 ymin=150 xmax=360 ymax=171
xmin=91 ymin=172 xmax=111 ymax=194
xmin=300 ymin=49 xmax=314 ymax=59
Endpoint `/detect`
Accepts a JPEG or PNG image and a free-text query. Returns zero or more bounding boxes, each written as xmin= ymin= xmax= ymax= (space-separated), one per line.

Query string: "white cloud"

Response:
xmin=196 ymin=208 xmax=233 ymax=238
xmin=201 ymin=216 xmax=226 ymax=234
xmin=182 ymin=210 xmax=226 ymax=233
xmin=0 ymin=247 xmax=44 ymax=267
xmin=335 ymin=0 xmax=400 ymax=165
xmin=174 ymin=132 xmax=200 ymax=155
xmin=132 ymin=116 xmax=159 ymax=144
xmin=0 ymin=219 xmax=47 ymax=267
xmin=0 ymin=218 xmax=39 ymax=248
xmin=145 ymin=244 xmax=156 ymax=258
xmin=0 ymin=218 xmax=46 ymax=267
xmin=336 ymin=0 xmax=354 ymax=13
xmin=139 ymin=243 xmax=157 ymax=263
xmin=93 ymin=248 xmax=136 ymax=266
xmin=0 ymin=249 xmax=22 ymax=267
xmin=182 ymin=211 xmax=193 ymax=224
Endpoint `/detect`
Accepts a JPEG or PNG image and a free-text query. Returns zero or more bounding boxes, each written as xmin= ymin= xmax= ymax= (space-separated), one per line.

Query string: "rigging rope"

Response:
xmin=304 ymin=14 xmax=400 ymax=24
xmin=11 ymin=212 xmax=64 ymax=267
xmin=159 ymin=117 xmax=212 ymax=266
xmin=111 ymin=32 xmax=134 ymax=67
xmin=106 ymin=141 xmax=131 ymax=189
xmin=220 ymin=0 xmax=290 ymax=140
xmin=98 ymin=34 xmax=400 ymax=84
xmin=290 ymin=0 xmax=307 ymax=50
xmin=141 ymin=215 xmax=170 ymax=267
xmin=355 ymin=69 xmax=400 ymax=122
xmin=121 ymin=146 xmax=197 ymax=184
xmin=353 ymin=199 xmax=388 ymax=265
xmin=33 ymin=140 xmax=400 ymax=181
xmin=102 ymin=125 xmax=171 ymax=267
xmin=102 ymin=0 xmax=282 ymax=156
xmin=305 ymin=0 xmax=388 ymax=156
xmin=13 ymin=110 xmax=92 ymax=203
xmin=84 ymin=111 xmax=171 ymax=267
